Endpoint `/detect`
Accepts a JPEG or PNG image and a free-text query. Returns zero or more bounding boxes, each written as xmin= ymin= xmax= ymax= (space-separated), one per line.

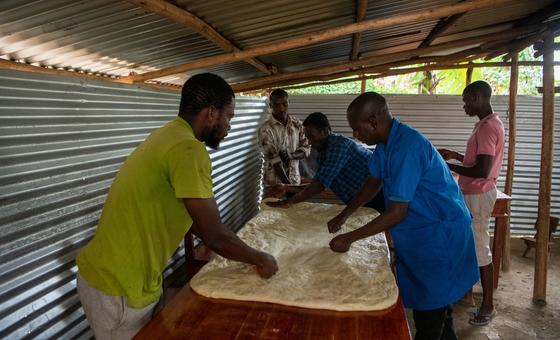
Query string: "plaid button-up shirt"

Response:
xmin=315 ymin=134 xmax=373 ymax=204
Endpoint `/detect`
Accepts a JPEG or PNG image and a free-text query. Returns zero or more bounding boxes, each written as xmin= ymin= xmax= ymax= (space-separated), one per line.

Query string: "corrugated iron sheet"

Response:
xmin=289 ymin=94 xmax=560 ymax=234
xmin=0 ymin=69 xmax=267 ymax=339
xmin=0 ymin=0 xmax=555 ymax=84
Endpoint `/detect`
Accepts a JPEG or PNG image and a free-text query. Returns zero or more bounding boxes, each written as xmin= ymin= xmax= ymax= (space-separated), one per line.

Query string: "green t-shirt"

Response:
xmin=76 ymin=117 xmax=213 ymax=308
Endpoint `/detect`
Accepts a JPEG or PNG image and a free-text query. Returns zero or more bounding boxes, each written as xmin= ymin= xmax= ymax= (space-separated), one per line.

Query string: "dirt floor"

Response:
xmin=406 ymin=237 xmax=560 ymax=339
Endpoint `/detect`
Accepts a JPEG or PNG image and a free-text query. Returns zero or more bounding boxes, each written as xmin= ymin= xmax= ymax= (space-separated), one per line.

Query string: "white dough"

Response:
xmin=189 ymin=200 xmax=399 ymax=311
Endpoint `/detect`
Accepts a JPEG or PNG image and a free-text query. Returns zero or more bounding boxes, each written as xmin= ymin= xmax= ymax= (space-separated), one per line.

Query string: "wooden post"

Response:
xmin=502 ymin=53 xmax=518 ymax=272
xmin=361 ymin=78 xmax=367 ymax=93
xmin=534 ymin=34 xmax=555 ymax=304
xmin=466 ymin=61 xmax=474 ymax=85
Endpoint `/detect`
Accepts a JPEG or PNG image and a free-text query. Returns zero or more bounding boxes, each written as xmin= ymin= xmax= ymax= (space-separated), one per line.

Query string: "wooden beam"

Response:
xmin=501 ymin=24 xmax=559 ymax=61
xmin=119 ymin=0 xmax=514 ymax=83
xmin=534 ymin=42 xmax=560 ymax=58
xmin=232 ymin=26 xmax=538 ymax=92
xmin=351 ymin=0 xmax=368 ymax=61
xmin=534 ymin=34 xmax=555 ymax=305
xmin=260 ymin=60 xmax=554 ymax=92
xmin=503 ymin=53 xmax=518 ymax=273
xmin=0 ymin=59 xmax=182 ymax=91
xmin=361 ymin=78 xmax=367 ymax=93
xmin=419 ymin=1 xmax=467 ymax=48
xmin=513 ymin=1 xmax=560 ymax=28
xmin=537 ymin=86 xmax=560 ymax=94
xmin=466 ymin=61 xmax=474 ymax=85
xmin=125 ymin=0 xmax=273 ymax=75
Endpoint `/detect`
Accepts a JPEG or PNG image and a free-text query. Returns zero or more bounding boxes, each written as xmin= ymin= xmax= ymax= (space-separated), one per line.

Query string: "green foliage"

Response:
xmin=288 ymin=46 xmax=548 ymax=96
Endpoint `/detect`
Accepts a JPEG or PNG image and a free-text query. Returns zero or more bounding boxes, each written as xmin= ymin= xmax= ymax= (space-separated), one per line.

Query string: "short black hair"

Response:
xmin=269 ymin=89 xmax=288 ymax=100
xmin=464 ymin=80 xmax=492 ymax=99
xmin=179 ymin=73 xmax=234 ymax=118
xmin=303 ymin=112 xmax=331 ymax=131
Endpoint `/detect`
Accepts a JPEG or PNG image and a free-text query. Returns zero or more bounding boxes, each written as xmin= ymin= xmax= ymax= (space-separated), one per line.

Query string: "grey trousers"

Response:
xmin=77 ymin=273 xmax=158 ymax=340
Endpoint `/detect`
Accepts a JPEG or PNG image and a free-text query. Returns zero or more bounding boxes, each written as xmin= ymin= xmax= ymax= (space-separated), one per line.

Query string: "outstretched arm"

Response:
xmin=330 ymin=201 xmax=407 ymax=252
xmin=327 ymin=177 xmax=382 ymax=233
xmin=184 ymin=197 xmax=278 ymax=278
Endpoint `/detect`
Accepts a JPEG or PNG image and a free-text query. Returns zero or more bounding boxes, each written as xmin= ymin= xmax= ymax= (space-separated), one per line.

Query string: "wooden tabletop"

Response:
xmin=135 ymin=286 xmax=411 ymax=339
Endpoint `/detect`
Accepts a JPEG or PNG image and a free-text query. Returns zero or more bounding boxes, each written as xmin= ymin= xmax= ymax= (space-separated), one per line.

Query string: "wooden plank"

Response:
xmin=503 ymin=53 xmax=518 ymax=272
xmin=419 ymin=0 xmax=467 ymax=49
xmin=536 ymin=86 xmax=560 ymax=94
xmin=466 ymin=62 xmax=474 ymax=86
xmin=134 ymin=286 xmax=411 ymax=339
xmin=241 ymin=60 xmax=552 ymax=93
xmin=119 ymin=0 xmax=514 ymax=83
xmin=350 ymin=0 xmax=368 ymax=61
xmin=534 ymin=34 xmax=555 ymax=304
xmin=231 ymin=25 xmax=542 ymax=92
xmin=125 ymin=0 xmax=273 ymax=75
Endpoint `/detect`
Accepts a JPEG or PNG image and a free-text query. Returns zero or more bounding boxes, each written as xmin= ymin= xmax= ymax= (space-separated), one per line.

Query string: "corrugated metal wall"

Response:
xmin=0 ymin=70 xmax=267 ymax=339
xmin=289 ymin=94 xmax=560 ymax=235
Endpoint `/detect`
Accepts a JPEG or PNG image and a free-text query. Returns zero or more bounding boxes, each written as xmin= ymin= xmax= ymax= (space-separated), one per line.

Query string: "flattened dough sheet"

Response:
xmin=190 ymin=200 xmax=399 ymax=311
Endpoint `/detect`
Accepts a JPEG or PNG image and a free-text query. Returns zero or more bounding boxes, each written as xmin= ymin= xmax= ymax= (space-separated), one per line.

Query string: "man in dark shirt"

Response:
xmin=268 ymin=112 xmax=384 ymax=212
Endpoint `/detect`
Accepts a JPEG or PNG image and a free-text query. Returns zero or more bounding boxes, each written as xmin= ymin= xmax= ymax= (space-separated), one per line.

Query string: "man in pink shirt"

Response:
xmin=439 ymin=80 xmax=504 ymax=327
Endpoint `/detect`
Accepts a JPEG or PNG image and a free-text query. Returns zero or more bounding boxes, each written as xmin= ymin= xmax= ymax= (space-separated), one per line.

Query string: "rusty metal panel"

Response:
xmin=0 ymin=69 xmax=267 ymax=339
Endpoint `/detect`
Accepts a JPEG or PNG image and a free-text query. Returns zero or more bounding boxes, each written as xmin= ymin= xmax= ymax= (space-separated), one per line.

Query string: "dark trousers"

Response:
xmin=364 ymin=188 xmax=386 ymax=213
xmin=413 ymin=305 xmax=457 ymax=340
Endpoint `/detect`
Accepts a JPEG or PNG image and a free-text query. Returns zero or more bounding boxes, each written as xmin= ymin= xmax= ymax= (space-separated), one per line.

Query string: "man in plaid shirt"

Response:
xmin=269 ymin=112 xmax=384 ymax=213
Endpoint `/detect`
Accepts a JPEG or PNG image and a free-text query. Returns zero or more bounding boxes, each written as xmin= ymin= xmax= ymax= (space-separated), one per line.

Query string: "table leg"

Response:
xmin=492 ymin=217 xmax=506 ymax=289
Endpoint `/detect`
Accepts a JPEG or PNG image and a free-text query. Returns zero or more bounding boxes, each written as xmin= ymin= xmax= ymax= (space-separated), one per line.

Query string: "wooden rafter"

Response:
xmin=118 ymin=0 xmax=514 ymax=83
xmin=350 ymin=0 xmax=369 ymax=61
xmin=231 ymin=24 xmax=540 ymax=92
xmin=419 ymin=0 xmax=467 ymax=48
xmin=267 ymin=60 xmax=552 ymax=92
xmin=125 ymin=0 xmax=274 ymax=75
xmin=0 ymin=59 xmax=182 ymax=91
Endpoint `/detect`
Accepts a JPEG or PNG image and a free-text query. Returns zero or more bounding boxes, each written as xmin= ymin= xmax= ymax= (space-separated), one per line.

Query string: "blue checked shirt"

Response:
xmin=314 ymin=134 xmax=373 ymax=204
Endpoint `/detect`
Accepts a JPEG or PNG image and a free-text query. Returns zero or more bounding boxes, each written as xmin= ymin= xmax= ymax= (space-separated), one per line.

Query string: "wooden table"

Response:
xmin=491 ymin=190 xmax=512 ymax=289
xmin=134 ymin=286 xmax=411 ymax=339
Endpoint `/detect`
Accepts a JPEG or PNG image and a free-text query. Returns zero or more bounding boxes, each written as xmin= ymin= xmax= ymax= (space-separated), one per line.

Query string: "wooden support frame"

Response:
xmin=125 ymin=0 xmax=274 ymax=75
xmin=502 ymin=53 xmax=518 ymax=272
xmin=419 ymin=0 xmax=467 ymax=48
xmin=350 ymin=0 xmax=369 ymax=61
xmin=232 ymin=25 xmax=540 ymax=92
xmin=534 ymin=34 xmax=555 ymax=305
xmin=118 ymin=0 xmax=514 ymax=83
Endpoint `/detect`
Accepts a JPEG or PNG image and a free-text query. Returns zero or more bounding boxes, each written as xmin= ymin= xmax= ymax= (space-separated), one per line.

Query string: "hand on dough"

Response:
xmin=266 ymin=199 xmax=291 ymax=209
xmin=327 ymin=212 xmax=347 ymax=233
xmin=255 ymin=252 xmax=279 ymax=278
xmin=329 ymin=234 xmax=352 ymax=253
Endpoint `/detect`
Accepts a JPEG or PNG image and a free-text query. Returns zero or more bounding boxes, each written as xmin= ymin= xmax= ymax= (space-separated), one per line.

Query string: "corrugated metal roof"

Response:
xmin=0 ymin=0 xmax=556 ymax=87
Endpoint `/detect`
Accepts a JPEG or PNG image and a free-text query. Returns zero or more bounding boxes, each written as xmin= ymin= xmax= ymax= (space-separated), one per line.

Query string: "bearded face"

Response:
xmin=204 ymin=101 xmax=234 ymax=149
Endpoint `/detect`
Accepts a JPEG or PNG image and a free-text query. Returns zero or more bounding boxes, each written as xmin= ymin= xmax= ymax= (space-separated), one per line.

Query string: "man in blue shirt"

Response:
xmin=329 ymin=93 xmax=479 ymax=340
xmin=268 ymin=112 xmax=385 ymax=213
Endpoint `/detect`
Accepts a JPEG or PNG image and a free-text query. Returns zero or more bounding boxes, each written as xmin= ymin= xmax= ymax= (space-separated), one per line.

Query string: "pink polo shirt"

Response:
xmin=458 ymin=113 xmax=505 ymax=195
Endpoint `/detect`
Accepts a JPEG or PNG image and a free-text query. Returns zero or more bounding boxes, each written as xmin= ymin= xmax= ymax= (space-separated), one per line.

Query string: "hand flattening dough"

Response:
xmin=190 ymin=200 xmax=399 ymax=311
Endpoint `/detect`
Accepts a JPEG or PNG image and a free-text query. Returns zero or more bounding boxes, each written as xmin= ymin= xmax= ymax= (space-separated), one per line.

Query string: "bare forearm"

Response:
xmin=287 ymin=180 xmax=324 ymax=204
xmin=448 ymin=162 xmax=488 ymax=179
xmin=273 ymin=163 xmax=291 ymax=183
xmin=345 ymin=209 xmax=404 ymax=243
xmin=291 ymin=149 xmax=307 ymax=160
xmin=205 ymin=228 xmax=264 ymax=266
xmin=341 ymin=179 xmax=379 ymax=218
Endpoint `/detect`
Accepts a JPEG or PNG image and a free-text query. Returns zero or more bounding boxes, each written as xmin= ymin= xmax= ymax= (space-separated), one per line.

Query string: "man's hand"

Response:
xmin=266 ymin=199 xmax=291 ymax=209
xmin=255 ymin=252 xmax=278 ymax=278
xmin=437 ymin=148 xmax=457 ymax=161
xmin=279 ymin=150 xmax=291 ymax=165
xmin=327 ymin=212 xmax=347 ymax=233
xmin=329 ymin=234 xmax=352 ymax=253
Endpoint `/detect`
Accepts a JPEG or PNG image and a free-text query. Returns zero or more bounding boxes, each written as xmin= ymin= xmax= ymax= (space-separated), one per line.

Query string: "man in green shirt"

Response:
xmin=76 ymin=73 xmax=278 ymax=339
